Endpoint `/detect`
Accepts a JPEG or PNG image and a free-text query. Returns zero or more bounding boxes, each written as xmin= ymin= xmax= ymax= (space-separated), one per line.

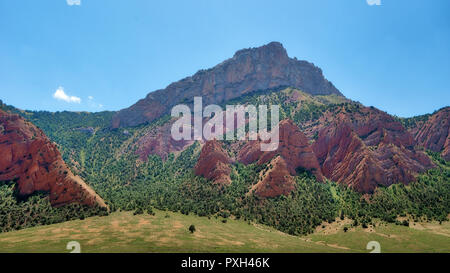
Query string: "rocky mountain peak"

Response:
xmin=112 ymin=42 xmax=343 ymax=128
xmin=232 ymin=41 xmax=289 ymax=62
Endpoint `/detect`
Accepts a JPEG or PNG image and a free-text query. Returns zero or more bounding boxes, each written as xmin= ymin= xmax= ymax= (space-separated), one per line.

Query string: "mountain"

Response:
xmin=0 ymin=109 xmax=106 ymax=208
xmin=194 ymin=119 xmax=324 ymax=197
xmin=1 ymin=43 xmax=448 ymax=236
xmin=189 ymin=89 xmax=435 ymax=194
xmin=112 ymin=42 xmax=342 ymax=128
xmin=407 ymin=107 xmax=449 ymax=161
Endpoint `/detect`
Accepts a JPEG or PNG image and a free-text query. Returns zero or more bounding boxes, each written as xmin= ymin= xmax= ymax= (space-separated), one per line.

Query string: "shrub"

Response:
xmin=133 ymin=208 xmax=143 ymax=215
xmin=189 ymin=225 xmax=196 ymax=233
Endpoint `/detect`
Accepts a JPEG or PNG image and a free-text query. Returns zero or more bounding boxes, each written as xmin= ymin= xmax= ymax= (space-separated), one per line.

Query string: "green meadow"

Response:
xmin=0 ymin=210 xmax=449 ymax=253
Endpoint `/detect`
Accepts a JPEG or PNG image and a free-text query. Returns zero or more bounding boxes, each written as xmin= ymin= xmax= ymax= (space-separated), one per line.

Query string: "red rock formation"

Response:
xmin=0 ymin=110 xmax=106 ymax=208
xmin=112 ymin=42 xmax=342 ymax=128
xmin=239 ymin=119 xmax=324 ymax=179
xmin=134 ymin=120 xmax=196 ymax=161
xmin=251 ymin=156 xmax=296 ymax=198
xmin=444 ymin=137 xmax=450 ymax=161
xmin=311 ymin=106 xmax=434 ymax=193
xmin=237 ymin=119 xmax=323 ymax=197
xmin=411 ymin=107 xmax=449 ymax=161
xmin=134 ymin=112 xmax=245 ymax=161
xmin=194 ymin=140 xmax=232 ymax=185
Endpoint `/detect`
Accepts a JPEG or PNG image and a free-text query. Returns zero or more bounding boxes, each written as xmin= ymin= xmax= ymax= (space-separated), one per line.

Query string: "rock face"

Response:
xmin=311 ymin=106 xmax=434 ymax=193
xmin=134 ymin=120 xmax=196 ymax=161
xmin=251 ymin=156 xmax=296 ymax=198
xmin=444 ymin=138 xmax=450 ymax=161
xmin=194 ymin=140 xmax=232 ymax=185
xmin=112 ymin=42 xmax=342 ymax=128
xmin=0 ymin=110 xmax=106 ymax=208
xmin=238 ymin=119 xmax=323 ymax=197
xmin=411 ymin=107 xmax=450 ymax=161
xmin=238 ymin=119 xmax=324 ymax=179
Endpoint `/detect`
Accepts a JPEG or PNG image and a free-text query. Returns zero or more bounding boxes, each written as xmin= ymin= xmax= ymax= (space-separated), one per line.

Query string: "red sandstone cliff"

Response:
xmin=238 ymin=119 xmax=323 ymax=197
xmin=250 ymin=156 xmax=296 ymax=198
xmin=0 ymin=110 xmax=107 ymax=208
xmin=194 ymin=140 xmax=232 ymax=185
xmin=311 ymin=106 xmax=434 ymax=193
xmin=133 ymin=120 xmax=196 ymax=161
xmin=411 ymin=107 xmax=450 ymax=161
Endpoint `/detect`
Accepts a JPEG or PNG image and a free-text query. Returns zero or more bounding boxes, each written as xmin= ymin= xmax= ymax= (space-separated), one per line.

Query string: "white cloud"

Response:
xmin=66 ymin=0 xmax=81 ymax=6
xmin=88 ymin=96 xmax=94 ymax=100
xmin=53 ymin=87 xmax=81 ymax=103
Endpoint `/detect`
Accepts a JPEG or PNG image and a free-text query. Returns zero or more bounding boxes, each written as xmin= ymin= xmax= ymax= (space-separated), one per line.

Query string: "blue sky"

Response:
xmin=0 ymin=0 xmax=449 ymax=117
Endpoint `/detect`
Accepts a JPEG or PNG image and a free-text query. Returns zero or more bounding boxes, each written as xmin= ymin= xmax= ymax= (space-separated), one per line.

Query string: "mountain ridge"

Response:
xmin=112 ymin=42 xmax=342 ymax=128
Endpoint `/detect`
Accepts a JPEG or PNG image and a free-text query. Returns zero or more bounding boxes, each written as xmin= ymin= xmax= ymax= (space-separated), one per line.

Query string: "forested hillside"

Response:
xmin=2 ymin=89 xmax=448 ymax=235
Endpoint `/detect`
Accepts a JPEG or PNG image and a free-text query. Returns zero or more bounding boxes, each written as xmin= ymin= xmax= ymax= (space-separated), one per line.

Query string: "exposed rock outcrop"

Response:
xmin=238 ymin=119 xmax=323 ymax=197
xmin=134 ymin=120 xmax=196 ymax=161
xmin=239 ymin=119 xmax=323 ymax=179
xmin=311 ymin=106 xmax=434 ymax=193
xmin=0 ymin=110 xmax=106 ymax=208
xmin=444 ymin=137 xmax=450 ymax=161
xmin=411 ymin=107 xmax=450 ymax=161
xmin=112 ymin=42 xmax=342 ymax=128
xmin=250 ymin=156 xmax=296 ymax=198
xmin=194 ymin=140 xmax=232 ymax=185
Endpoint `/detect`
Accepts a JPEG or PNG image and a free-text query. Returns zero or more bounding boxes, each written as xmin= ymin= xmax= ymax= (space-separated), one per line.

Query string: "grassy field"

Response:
xmin=309 ymin=217 xmax=450 ymax=253
xmin=0 ymin=210 xmax=449 ymax=253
